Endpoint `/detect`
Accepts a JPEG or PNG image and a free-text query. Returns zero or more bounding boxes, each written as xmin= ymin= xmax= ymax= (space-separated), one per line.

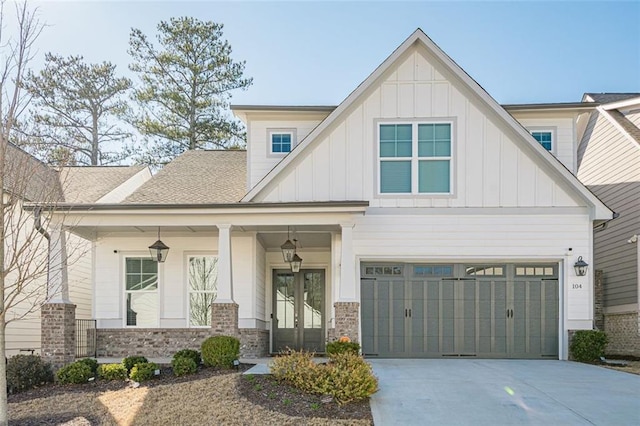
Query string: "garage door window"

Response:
xmin=515 ymin=266 xmax=555 ymax=276
xmin=466 ymin=265 xmax=505 ymax=276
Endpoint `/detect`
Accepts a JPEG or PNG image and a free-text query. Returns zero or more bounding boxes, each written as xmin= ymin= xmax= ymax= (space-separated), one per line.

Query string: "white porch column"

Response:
xmin=338 ymin=223 xmax=357 ymax=301
xmin=48 ymin=226 xmax=71 ymax=303
xmin=215 ymin=224 xmax=234 ymax=303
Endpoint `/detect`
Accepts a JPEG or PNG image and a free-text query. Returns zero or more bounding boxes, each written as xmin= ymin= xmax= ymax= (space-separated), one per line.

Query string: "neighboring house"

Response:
xmin=3 ymin=144 xmax=150 ymax=357
xmin=576 ymin=93 xmax=640 ymax=357
xmin=43 ymin=29 xmax=614 ymax=363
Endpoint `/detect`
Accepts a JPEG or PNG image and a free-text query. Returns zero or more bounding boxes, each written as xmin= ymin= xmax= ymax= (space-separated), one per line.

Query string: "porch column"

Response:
xmin=334 ymin=223 xmax=359 ymax=342
xmin=211 ymin=224 xmax=238 ymax=337
xmin=41 ymin=226 xmax=76 ymax=368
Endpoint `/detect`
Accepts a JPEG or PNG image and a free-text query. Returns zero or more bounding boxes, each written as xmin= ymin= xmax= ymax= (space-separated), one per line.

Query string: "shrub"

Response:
xmin=271 ymin=350 xmax=378 ymax=405
xmin=129 ymin=362 xmax=158 ymax=382
xmin=326 ymin=340 xmax=361 ymax=358
xmin=76 ymin=358 xmax=99 ymax=375
xmin=173 ymin=349 xmax=201 ymax=366
xmin=122 ymin=356 xmax=148 ymax=373
xmin=570 ymin=330 xmax=608 ymax=363
xmin=98 ymin=363 xmax=128 ymax=381
xmin=172 ymin=356 xmax=197 ymax=376
xmin=201 ymin=336 xmax=240 ymax=368
xmin=6 ymin=355 xmax=54 ymax=394
xmin=56 ymin=361 xmax=93 ymax=384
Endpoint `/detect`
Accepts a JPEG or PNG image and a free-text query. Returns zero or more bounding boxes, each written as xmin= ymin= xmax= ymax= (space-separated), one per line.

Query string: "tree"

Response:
xmin=0 ymin=2 xmax=47 ymax=423
xmin=128 ymin=17 xmax=252 ymax=165
xmin=19 ymin=54 xmax=133 ymax=165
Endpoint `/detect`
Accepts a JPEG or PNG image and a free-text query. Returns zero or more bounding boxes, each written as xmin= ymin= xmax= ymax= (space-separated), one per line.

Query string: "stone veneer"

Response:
xmin=604 ymin=311 xmax=640 ymax=357
xmin=41 ymin=303 xmax=76 ymax=368
xmin=333 ymin=302 xmax=360 ymax=342
xmin=594 ymin=270 xmax=604 ymax=331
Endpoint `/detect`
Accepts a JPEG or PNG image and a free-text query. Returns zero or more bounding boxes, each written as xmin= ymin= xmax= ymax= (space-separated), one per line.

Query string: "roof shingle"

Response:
xmin=584 ymin=93 xmax=640 ymax=104
xmin=60 ymin=166 xmax=147 ymax=203
xmin=123 ymin=150 xmax=246 ymax=204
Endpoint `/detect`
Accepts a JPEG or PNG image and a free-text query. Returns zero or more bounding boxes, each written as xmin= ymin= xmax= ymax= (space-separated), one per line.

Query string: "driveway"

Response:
xmin=368 ymin=359 xmax=640 ymax=425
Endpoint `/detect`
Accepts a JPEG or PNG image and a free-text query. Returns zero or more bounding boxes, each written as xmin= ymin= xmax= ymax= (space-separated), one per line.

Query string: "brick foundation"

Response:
xmin=211 ymin=302 xmax=239 ymax=336
xmin=594 ymin=270 xmax=604 ymax=331
xmin=239 ymin=329 xmax=269 ymax=358
xmin=41 ymin=303 xmax=76 ymax=368
xmin=604 ymin=311 xmax=640 ymax=357
xmin=334 ymin=302 xmax=360 ymax=343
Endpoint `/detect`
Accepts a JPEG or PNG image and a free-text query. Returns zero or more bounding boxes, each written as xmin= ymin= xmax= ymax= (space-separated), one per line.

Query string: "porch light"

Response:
xmin=149 ymin=228 xmax=170 ymax=263
xmin=280 ymin=239 xmax=296 ymax=262
xmin=574 ymin=256 xmax=588 ymax=277
xmin=290 ymin=253 xmax=303 ymax=273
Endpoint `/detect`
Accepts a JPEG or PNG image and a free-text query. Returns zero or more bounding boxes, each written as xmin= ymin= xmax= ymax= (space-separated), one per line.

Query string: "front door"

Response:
xmin=272 ymin=269 xmax=325 ymax=353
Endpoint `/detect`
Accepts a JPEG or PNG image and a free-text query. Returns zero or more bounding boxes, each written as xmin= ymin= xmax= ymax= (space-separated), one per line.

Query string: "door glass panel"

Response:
xmin=303 ymin=272 xmax=323 ymax=329
xmin=275 ymin=273 xmax=295 ymax=329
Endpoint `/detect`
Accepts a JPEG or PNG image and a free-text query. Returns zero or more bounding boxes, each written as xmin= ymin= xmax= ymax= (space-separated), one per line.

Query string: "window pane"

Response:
xmin=380 ymin=124 xmax=412 ymax=158
xmin=381 ymin=161 xmax=411 ymax=193
xmin=126 ymin=293 xmax=157 ymax=327
xmin=434 ymin=123 xmax=451 ymax=139
xmin=189 ymin=256 xmax=218 ymax=292
xmin=532 ymin=131 xmax=552 ymax=151
xmin=380 ymin=125 xmax=396 ymax=141
xmin=380 ymin=141 xmax=396 ymax=157
xmin=142 ymin=259 xmax=157 ymax=274
xmin=434 ymin=140 xmax=451 ymax=157
xmin=126 ymin=258 xmax=140 ymax=274
xmin=397 ymin=141 xmax=412 ymax=157
xmin=303 ymin=272 xmax=323 ymax=329
xmin=419 ymin=123 xmax=451 ymax=157
xmin=272 ymin=133 xmax=292 ymax=153
xmin=419 ymin=160 xmax=450 ymax=193
xmin=190 ymin=293 xmax=215 ymax=326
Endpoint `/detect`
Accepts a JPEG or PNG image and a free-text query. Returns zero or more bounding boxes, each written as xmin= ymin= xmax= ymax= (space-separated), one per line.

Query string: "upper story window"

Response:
xmin=268 ymin=129 xmax=296 ymax=155
xmin=379 ymin=122 xmax=452 ymax=194
xmin=531 ymin=131 xmax=553 ymax=151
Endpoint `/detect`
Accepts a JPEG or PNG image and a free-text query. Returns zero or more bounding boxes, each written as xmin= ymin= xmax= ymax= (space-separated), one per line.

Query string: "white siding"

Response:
xmin=254 ymin=46 xmax=583 ymax=210
xmin=94 ymin=232 xmax=258 ymax=328
xmin=68 ymin=235 xmax=92 ymax=320
xmin=578 ymin=111 xmax=640 ymax=306
xmin=255 ymin=238 xmax=266 ymax=325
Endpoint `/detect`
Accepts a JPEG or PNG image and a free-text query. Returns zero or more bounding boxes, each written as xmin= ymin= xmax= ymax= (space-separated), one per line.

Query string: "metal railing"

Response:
xmin=75 ymin=319 xmax=97 ymax=358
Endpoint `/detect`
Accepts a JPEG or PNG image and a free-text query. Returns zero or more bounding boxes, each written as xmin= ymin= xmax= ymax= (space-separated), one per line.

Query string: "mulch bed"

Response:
xmin=236 ymin=373 xmax=373 ymax=422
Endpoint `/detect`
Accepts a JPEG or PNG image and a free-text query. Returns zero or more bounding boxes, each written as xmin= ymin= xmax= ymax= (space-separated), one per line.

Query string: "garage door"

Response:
xmin=361 ymin=264 xmax=558 ymax=358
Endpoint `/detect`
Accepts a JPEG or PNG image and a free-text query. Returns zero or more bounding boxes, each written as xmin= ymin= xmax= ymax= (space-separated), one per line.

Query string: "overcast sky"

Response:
xmin=21 ymin=1 xmax=640 ymax=106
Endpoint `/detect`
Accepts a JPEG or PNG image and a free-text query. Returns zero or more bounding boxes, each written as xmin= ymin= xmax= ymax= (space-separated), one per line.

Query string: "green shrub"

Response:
xmin=6 ymin=355 xmax=54 ymax=394
xmin=56 ymin=361 xmax=93 ymax=384
xmin=98 ymin=363 xmax=128 ymax=381
xmin=271 ymin=350 xmax=378 ymax=405
xmin=129 ymin=362 xmax=158 ymax=382
xmin=570 ymin=330 xmax=608 ymax=363
xmin=122 ymin=356 xmax=148 ymax=373
xmin=326 ymin=341 xmax=361 ymax=358
xmin=76 ymin=358 xmax=99 ymax=375
xmin=173 ymin=349 xmax=201 ymax=366
xmin=172 ymin=356 xmax=197 ymax=376
xmin=201 ymin=336 xmax=240 ymax=368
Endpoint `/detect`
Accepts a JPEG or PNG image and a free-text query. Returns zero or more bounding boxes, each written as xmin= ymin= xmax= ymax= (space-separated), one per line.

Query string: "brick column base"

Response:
xmin=41 ymin=303 xmax=76 ymax=369
xmin=594 ymin=270 xmax=604 ymax=331
xmin=334 ymin=302 xmax=360 ymax=343
xmin=211 ymin=302 xmax=239 ymax=337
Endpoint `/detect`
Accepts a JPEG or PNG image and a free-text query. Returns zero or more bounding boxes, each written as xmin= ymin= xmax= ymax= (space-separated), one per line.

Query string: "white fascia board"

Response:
xmin=96 ymin=167 xmax=152 ymax=203
xmin=240 ymin=29 xmax=614 ymax=221
xmin=599 ymin=106 xmax=640 ymax=152
xmin=601 ymin=96 xmax=640 ymax=111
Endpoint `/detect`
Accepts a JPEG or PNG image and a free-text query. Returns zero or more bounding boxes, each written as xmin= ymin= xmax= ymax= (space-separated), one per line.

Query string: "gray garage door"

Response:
xmin=361 ymin=264 xmax=558 ymax=358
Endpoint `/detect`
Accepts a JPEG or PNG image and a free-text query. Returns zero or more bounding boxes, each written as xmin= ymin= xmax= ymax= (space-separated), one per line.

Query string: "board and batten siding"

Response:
xmin=351 ymin=213 xmax=593 ymax=323
xmin=253 ymin=45 xmax=582 ymax=211
xmin=255 ymin=238 xmax=267 ymax=326
xmin=578 ymin=111 xmax=640 ymax=307
xmin=248 ymin=118 xmax=326 ymax=189
xmin=93 ymin=233 xmax=258 ymax=328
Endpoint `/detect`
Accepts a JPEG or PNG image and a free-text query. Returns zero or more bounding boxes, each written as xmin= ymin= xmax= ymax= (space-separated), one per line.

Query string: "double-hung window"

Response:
xmin=379 ymin=122 xmax=452 ymax=194
xmin=531 ymin=131 xmax=553 ymax=151
xmin=188 ymin=255 xmax=218 ymax=327
xmin=125 ymin=257 xmax=158 ymax=327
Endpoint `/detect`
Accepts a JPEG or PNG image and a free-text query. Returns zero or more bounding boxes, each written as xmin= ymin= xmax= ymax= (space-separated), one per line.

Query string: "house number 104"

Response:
xmin=572 ymin=283 xmax=583 ymax=289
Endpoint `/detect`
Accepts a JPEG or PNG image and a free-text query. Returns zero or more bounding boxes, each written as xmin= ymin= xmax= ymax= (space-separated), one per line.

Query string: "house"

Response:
xmin=576 ymin=93 xmax=640 ymax=357
xmin=2 ymin=144 xmax=150 ymax=357
xmin=39 ymin=29 xmax=613 ymax=364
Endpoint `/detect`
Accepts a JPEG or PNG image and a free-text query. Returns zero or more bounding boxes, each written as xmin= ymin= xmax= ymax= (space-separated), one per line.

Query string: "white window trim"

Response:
xmin=123 ymin=254 xmax=160 ymax=328
xmin=376 ymin=119 xmax=455 ymax=196
xmin=267 ymin=128 xmax=297 ymax=157
xmin=185 ymin=251 xmax=218 ymax=328
xmin=528 ymin=127 xmax=556 ymax=154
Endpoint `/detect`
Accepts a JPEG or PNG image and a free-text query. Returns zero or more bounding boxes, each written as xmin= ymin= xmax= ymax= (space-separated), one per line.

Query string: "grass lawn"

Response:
xmin=8 ymin=366 xmax=373 ymax=425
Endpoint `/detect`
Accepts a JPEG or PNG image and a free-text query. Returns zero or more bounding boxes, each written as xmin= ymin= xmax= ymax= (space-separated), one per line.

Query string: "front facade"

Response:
xmin=48 ymin=29 xmax=613 ymax=361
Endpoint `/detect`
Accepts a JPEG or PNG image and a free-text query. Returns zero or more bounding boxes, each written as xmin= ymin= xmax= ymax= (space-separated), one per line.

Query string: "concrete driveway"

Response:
xmin=368 ymin=359 xmax=640 ymax=425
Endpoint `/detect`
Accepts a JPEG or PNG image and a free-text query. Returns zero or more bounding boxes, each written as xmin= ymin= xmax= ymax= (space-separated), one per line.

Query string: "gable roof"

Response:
xmin=3 ymin=144 xmax=62 ymax=203
xmin=60 ymin=165 xmax=147 ymax=203
xmin=604 ymin=109 xmax=640 ymax=147
xmin=241 ymin=29 xmax=613 ymax=220
xmin=583 ymin=93 xmax=640 ymax=104
xmin=123 ymin=150 xmax=246 ymax=204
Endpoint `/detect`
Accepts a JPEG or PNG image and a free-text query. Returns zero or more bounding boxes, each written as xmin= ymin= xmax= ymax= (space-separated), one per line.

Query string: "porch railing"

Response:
xmin=75 ymin=319 xmax=97 ymax=358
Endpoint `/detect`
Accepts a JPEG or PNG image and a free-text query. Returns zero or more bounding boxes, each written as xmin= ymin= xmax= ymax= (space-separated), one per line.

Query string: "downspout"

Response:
xmin=34 ymin=206 xmax=50 ymax=286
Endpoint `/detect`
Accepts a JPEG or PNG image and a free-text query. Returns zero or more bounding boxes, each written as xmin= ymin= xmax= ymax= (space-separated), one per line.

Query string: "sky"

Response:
xmin=15 ymin=0 xmax=640 ymax=106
